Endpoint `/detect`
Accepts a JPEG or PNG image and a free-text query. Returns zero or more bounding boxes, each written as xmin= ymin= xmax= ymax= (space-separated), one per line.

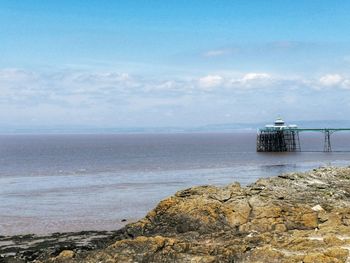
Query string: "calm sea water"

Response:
xmin=1 ymin=132 xmax=350 ymax=235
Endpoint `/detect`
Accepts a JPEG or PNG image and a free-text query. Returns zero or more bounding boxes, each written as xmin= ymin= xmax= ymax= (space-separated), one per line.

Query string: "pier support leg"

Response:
xmin=324 ymin=130 xmax=332 ymax=152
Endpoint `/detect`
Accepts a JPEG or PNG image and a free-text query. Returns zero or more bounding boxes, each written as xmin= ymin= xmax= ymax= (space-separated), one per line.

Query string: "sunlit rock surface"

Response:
xmin=4 ymin=167 xmax=350 ymax=262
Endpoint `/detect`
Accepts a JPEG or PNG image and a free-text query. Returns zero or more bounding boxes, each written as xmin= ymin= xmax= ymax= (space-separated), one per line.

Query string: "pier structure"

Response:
xmin=257 ymin=118 xmax=350 ymax=152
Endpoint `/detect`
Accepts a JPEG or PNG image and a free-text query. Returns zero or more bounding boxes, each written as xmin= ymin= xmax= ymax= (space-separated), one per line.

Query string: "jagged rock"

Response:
xmin=53 ymin=250 xmax=74 ymax=261
xmin=4 ymin=167 xmax=350 ymax=262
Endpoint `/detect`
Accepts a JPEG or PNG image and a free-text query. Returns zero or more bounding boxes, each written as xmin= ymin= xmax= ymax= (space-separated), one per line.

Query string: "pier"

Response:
xmin=257 ymin=118 xmax=350 ymax=152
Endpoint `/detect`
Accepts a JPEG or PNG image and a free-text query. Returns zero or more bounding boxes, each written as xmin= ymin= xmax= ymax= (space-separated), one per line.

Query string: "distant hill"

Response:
xmin=1 ymin=120 xmax=350 ymax=134
xmin=195 ymin=120 xmax=350 ymax=132
xmin=289 ymin=120 xmax=350 ymax=129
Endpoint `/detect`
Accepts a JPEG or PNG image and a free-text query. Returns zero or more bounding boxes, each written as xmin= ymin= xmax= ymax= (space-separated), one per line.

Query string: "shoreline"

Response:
xmin=3 ymin=159 xmax=350 ymax=237
xmin=0 ymin=230 xmax=123 ymax=262
xmin=3 ymin=165 xmax=350 ymax=262
xmin=2 ymin=132 xmax=350 ymax=237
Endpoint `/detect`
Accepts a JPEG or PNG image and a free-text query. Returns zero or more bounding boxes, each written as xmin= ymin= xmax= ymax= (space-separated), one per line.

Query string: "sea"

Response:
xmin=1 ymin=132 xmax=350 ymax=235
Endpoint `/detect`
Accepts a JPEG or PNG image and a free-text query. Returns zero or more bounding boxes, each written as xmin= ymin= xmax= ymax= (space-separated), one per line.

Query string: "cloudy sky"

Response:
xmin=1 ymin=0 xmax=350 ymax=129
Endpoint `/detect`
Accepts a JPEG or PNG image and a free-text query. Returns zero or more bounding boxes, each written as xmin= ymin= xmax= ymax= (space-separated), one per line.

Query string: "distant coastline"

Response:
xmin=2 ymin=119 xmax=350 ymax=134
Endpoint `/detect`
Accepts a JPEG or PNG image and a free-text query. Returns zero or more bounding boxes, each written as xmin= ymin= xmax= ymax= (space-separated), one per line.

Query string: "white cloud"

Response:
xmin=319 ymin=74 xmax=343 ymax=87
xmin=241 ymin=73 xmax=271 ymax=82
xmin=198 ymin=75 xmax=223 ymax=89
xmin=225 ymin=73 xmax=273 ymax=89
xmin=2 ymin=68 xmax=350 ymax=127
xmin=0 ymin=68 xmax=37 ymax=82
xmin=342 ymin=79 xmax=350 ymax=89
xmin=1 ymin=68 xmax=350 ymax=115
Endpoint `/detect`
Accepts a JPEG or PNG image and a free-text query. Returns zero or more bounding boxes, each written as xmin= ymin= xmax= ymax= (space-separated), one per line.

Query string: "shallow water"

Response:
xmin=1 ymin=132 xmax=350 ymax=235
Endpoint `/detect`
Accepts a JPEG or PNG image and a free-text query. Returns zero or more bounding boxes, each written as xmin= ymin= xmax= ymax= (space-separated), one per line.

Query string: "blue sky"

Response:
xmin=1 ymin=1 xmax=350 ymax=129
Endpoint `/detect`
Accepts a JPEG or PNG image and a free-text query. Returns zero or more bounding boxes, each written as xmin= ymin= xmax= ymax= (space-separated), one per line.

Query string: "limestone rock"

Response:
xmin=8 ymin=167 xmax=350 ymax=262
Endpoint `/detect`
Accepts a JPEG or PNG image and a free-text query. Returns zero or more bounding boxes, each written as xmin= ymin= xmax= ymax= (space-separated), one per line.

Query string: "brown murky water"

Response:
xmin=1 ymin=132 xmax=350 ymax=235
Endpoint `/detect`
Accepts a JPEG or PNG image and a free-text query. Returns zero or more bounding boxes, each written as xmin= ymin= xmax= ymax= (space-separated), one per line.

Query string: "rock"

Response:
xmin=324 ymin=235 xmax=344 ymax=246
xmin=56 ymin=250 xmax=74 ymax=259
xmin=5 ymin=167 xmax=350 ymax=262
xmin=274 ymin=223 xmax=287 ymax=232
xmin=0 ymin=230 xmax=121 ymax=262
xmin=324 ymin=247 xmax=349 ymax=262
xmin=312 ymin=204 xmax=324 ymax=211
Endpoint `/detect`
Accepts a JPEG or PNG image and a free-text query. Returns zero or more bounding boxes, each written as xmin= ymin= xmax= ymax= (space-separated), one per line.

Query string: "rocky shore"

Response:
xmin=3 ymin=166 xmax=350 ymax=262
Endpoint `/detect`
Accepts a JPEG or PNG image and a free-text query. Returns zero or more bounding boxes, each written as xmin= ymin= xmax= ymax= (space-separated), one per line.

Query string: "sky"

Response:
xmin=1 ymin=0 xmax=350 ymax=129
